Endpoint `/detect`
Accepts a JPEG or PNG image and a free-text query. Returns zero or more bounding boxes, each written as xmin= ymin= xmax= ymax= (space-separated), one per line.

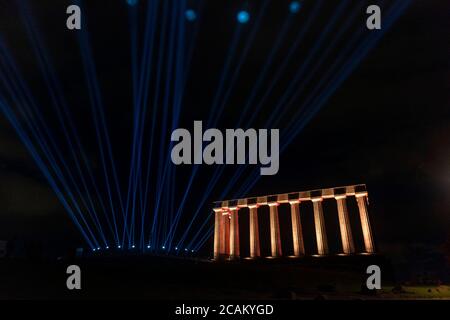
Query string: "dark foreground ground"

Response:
xmin=0 ymin=254 xmax=448 ymax=300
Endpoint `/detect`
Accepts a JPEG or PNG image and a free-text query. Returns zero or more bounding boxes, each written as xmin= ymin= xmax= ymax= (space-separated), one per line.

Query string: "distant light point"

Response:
xmin=237 ymin=10 xmax=250 ymax=24
xmin=126 ymin=0 xmax=138 ymax=6
xmin=289 ymin=1 xmax=302 ymax=14
xmin=185 ymin=9 xmax=197 ymax=21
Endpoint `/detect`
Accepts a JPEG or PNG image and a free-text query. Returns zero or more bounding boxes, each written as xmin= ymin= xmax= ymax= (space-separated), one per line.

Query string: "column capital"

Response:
xmin=213 ymin=208 xmax=224 ymax=213
xmin=268 ymin=202 xmax=279 ymax=207
xmin=355 ymin=192 xmax=368 ymax=198
xmin=311 ymin=197 xmax=323 ymax=203
xmin=288 ymin=199 xmax=300 ymax=205
xmin=228 ymin=206 xmax=239 ymax=211
xmin=248 ymin=204 xmax=259 ymax=209
xmin=334 ymin=195 xmax=347 ymax=200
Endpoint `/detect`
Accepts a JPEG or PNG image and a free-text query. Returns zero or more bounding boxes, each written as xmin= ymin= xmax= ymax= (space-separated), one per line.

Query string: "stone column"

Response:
xmin=213 ymin=209 xmax=222 ymax=260
xmin=356 ymin=194 xmax=375 ymax=254
xmin=229 ymin=207 xmax=240 ymax=259
xmin=222 ymin=213 xmax=230 ymax=255
xmin=289 ymin=200 xmax=305 ymax=257
xmin=219 ymin=211 xmax=227 ymax=255
xmin=269 ymin=202 xmax=282 ymax=257
xmin=335 ymin=196 xmax=355 ymax=254
xmin=249 ymin=205 xmax=261 ymax=258
xmin=312 ymin=198 xmax=329 ymax=255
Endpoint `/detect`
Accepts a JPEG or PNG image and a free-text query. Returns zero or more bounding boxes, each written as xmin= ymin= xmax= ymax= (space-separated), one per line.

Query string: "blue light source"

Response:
xmin=147 ymin=245 xmax=151 ymax=249
xmin=175 ymin=247 xmax=178 ymax=250
xmin=162 ymin=246 xmax=166 ymax=250
xmin=97 ymin=247 xmax=101 ymax=250
xmin=92 ymin=248 xmax=96 ymax=252
xmin=185 ymin=248 xmax=188 ymax=252
xmin=131 ymin=245 xmax=135 ymax=249
xmin=126 ymin=0 xmax=138 ymax=6
xmin=237 ymin=10 xmax=250 ymax=24
xmin=106 ymin=246 xmax=109 ymax=249
xmin=185 ymin=9 xmax=197 ymax=22
xmin=289 ymin=1 xmax=302 ymax=13
xmin=118 ymin=245 xmax=122 ymax=249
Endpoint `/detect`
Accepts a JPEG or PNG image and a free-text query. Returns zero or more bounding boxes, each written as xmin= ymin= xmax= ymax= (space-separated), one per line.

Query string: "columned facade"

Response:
xmin=213 ymin=184 xmax=376 ymax=260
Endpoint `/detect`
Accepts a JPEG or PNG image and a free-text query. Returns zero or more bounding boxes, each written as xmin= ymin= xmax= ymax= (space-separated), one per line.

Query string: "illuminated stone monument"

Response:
xmin=213 ymin=184 xmax=375 ymax=260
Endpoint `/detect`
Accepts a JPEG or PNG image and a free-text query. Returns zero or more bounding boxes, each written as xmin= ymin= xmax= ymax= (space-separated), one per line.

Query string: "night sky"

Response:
xmin=0 ymin=0 xmax=449 ymax=263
